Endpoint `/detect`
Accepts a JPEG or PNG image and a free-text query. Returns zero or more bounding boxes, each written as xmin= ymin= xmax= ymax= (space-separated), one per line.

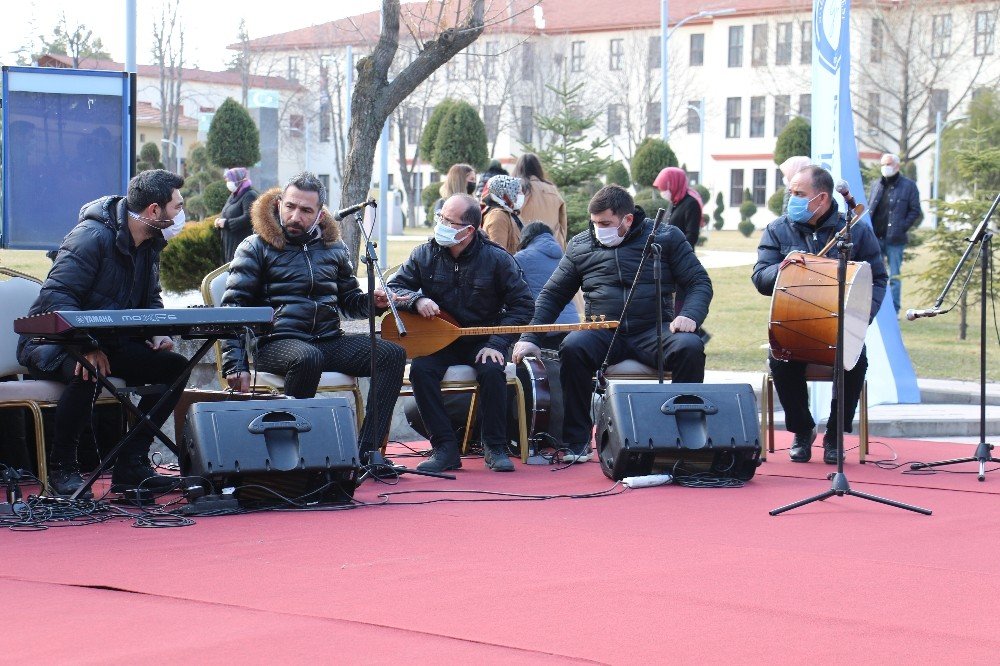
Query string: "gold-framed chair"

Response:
xmin=0 ymin=268 xmax=125 ymax=494
xmin=199 ymin=264 xmax=364 ymax=427
xmin=760 ymin=366 xmax=869 ymax=463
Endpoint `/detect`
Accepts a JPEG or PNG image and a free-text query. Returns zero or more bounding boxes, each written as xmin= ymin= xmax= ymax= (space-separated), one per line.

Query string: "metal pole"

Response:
xmin=932 ymin=110 xmax=942 ymax=229
xmin=125 ymin=0 xmax=136 ymax=73
xmin=699 ymin=99 xmax=705 ymax=185
xmin=378 ymin=120 xmax=389 ymax=267
xmin=660 ymin=0 xmax=669 ymax=142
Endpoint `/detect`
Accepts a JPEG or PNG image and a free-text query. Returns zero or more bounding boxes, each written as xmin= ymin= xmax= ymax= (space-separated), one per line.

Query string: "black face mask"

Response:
xmin=466 ymin=181 xmax=476 ymax=195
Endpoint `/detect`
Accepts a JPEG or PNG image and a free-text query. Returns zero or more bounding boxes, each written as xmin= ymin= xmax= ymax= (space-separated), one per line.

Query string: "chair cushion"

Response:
xmin=252 ymin=371 xmax=358 ymax=390
xmin=606 ymin=359 xmax=658 ymax=377
xmin=0 ymin=377 xmax=126 ymax=402
xmin=404 ymin=363 xmax=518 ymax=383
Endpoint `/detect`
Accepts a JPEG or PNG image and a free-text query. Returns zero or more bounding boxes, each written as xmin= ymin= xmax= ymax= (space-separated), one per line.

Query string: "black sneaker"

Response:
xmin=789 ymin=428 xmax=817 ymax=463
xmin=110 ymin=456 xmax=177 ymax=493
xmin=361 ymin=450 xmax=399 ymax=480
xmin=484 ymin=446 xmax=515 ymax=472
xmin=47 ymin=464 xmax=93 ymax=499
xmin=416 ymin=445 xmax=462 ymax=473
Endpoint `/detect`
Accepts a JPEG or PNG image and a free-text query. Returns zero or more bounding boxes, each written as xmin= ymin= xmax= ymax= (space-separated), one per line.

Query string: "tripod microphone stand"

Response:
xmin=771 ymin=211 xmax=931 ymax=516
xmin=352 ymin=204 xmax=455 ymax=483
xmin=909 ymin=192 xmax=1000 ymax=481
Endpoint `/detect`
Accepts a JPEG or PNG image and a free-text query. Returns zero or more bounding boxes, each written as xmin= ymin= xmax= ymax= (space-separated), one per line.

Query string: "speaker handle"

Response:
xmin=659 ymin=396 xmax=719 ymax=415
xmin=247 ymin=411 xmax=313 ymax=434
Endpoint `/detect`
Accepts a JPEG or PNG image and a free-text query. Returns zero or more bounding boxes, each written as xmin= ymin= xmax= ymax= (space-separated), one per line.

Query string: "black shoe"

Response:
xmin=484 ymin=446 xmax=515 ymax=472
xmin=362 ymin=450 xmax=398 ymax=480
xmin=416 ymin=445 xmax=462 ymax=473
xmin=789 ymin=428 xmax=817 ymax=463
xmin=823 ymin=438 xmax=842 ymax=465
xmin=47 ymin=464 xmax=93 ymax=499
xmin=110 ymin=456 xmax=177 ymax=493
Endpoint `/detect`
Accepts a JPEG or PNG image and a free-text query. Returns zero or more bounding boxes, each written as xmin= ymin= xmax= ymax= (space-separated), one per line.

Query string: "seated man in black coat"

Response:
xmin=17 ymin=169 xmax=189 ymax=497
xmin=513 ymin=185 xmax=713 ymax=462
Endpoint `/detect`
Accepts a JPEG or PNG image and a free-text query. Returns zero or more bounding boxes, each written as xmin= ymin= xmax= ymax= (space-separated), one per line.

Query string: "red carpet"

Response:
xmin=5 ymin=434 xmax=1000 ymax=664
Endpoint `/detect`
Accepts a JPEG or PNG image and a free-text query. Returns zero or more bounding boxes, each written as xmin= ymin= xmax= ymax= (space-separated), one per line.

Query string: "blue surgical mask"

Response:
xmin=787 ymin=193 xmax=820 ymax=223
xmin=434 ymin=220 xmax=471 ymax=247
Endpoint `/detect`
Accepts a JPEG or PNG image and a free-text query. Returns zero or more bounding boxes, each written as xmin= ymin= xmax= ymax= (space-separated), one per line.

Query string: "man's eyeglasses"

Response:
xmin=434 ymin=212 xmax=469 ymax=229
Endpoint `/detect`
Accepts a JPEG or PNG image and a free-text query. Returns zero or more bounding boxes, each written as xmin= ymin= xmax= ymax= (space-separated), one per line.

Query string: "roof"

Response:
xmin=236 ymin=0 xmax=813 ymax=51
xmin=35 ymin=53 xmax=302 ymax=91
xmin=135 ymin=101 xmax=198 ymax=129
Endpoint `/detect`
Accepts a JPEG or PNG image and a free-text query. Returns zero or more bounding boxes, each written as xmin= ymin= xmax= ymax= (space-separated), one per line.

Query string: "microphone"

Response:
xmin=835 ymin=179 xmax=857 ymax=210
xmin=333 ymin=198 xmax=376 ymax=222
xmin=906 ymin=307 xmax=941 ymax=321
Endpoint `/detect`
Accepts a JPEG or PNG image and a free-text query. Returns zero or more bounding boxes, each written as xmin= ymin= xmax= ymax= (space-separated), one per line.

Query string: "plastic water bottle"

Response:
xmin=622 ymin=474 xmax=673 ymax=488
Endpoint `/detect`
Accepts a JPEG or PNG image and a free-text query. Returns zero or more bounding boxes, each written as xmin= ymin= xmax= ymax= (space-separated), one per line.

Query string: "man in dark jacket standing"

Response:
xmin=17 ymin=169 xmax=189 ymax=498
xmin=388 ymin=194 xmax=534 ymax=473
xmin=868 ymin=153 xmax=921 ymax=313
xmin=513 ymin=185 xmax=713 ymax=462
xmin=753 ymin=165 xmax=887 ymax=464
xmin=221 ymin=173 xmax=406 ymax=463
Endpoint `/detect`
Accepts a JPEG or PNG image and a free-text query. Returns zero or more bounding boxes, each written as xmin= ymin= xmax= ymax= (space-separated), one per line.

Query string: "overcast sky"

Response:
xmin=0 ymin=0 xmax=383 ymax=71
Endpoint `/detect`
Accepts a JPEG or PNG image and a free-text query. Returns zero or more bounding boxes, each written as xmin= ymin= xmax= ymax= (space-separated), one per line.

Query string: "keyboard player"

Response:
xmin=16 ymin=169 xmax=190 ymax=498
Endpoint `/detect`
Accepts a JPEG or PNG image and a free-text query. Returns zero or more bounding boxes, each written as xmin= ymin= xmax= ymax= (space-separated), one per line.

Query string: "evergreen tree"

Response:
xmin=523 ymin=80 xmax=611 ymax=188
xmin=774 ymin=117 xmax=811 ymax=166
xmin=180 ymin=143 xmax=224 ymax=220
xmin=940 ymin=90 xmax=1000 ymax=196
xmin=713 ymin=191 xmax=725 ymax=230
xmin=631 ymin=138 xmax=678 ymax=190
xmin=420 ymin=99 xmax=460 ymax=168
xmin=606 ymin=161 xmax=631 ymax=187
xmin=206 ymin=97 xmax=261 ymax=168
xmin=430 ymin=101 xmax=488 ymax=174
xmin=137 ymin=142 xmax=164 ymax=172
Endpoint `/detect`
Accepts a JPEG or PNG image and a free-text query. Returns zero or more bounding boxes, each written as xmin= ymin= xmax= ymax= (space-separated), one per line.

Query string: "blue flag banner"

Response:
xmin=810 ymin=0 xmax=920 ymax=415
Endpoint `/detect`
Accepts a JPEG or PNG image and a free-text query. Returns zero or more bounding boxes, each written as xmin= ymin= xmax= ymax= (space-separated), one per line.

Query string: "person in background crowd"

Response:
xmin=481 ymin=174 xmax=524 ymax=254
xmin=474 ymin=159 xmax=508 ymax=199
xmin=779 ymin=156 xmax=812 ymax=214
xmin=515 ymin=153 xmax=568 ymax=248
xmin=868 ymin=153 xmax=922 ymax=314
xmin=513 ymin=222 xmax=579 ymax=350
xmin=652 ymin=167 xmax=702 ymax=250
xmin=434 ymin=163 xmax=476 ymax=216
xmin=216 ymin=167 xmax=259 ymax=263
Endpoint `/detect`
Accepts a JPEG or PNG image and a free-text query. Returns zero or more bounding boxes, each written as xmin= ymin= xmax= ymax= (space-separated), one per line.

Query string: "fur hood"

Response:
xmin=251 ymin=187 xmax=341 ymax=250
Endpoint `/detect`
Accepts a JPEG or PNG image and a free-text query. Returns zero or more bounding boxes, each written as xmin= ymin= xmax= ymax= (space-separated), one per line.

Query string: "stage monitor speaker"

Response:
xmin=181 ymin=397 xmax=359 ymax=505
xmin=596 ymin=383 xmax=761 ymax=481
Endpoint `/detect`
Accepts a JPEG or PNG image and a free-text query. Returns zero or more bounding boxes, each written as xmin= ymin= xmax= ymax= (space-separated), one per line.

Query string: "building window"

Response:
xmin=446 ymin=59 xmax=459 ymax=80
xmin=686 ymin=101 xmax=701 ymax=133
xmin=749 ymin=96 xmax=765 ymax=138
xmin=726 ymin=97 xmax=741 ymax=138
xmin=800 ymin=20 xmax=812 ymax=64
xmin=484 ymin=105 xmax=500 ymax=143
xmin=776 ymin=22 xmax=792 ymax=65
xmin=466 ymin=46 xmax=479 ymax=78
xmin=289 ymin=114 xmax=305 ymax=133
xmin=730 ymin=170 xmax=745 ymax=207
xmin=483 ymin=41 xmax=498 ymax=79
xmin=688 ymin=171 xmax=700 ymax=185
xmin=287 ymin=56 xmax=300 ymax=82
xmin=647 ymin=102 xmax=661 ymax=135
xmin=522 ymin=43 xmax=534 ymax=80
xmin=429 ymin=171 xmax=440 ymax=183
xmin=519 ymin=106 xmax=533 ymax=144
xmin=931 ymin=14 xmax=952 ymax=58
xmin=571 ymin=41 xmax=585 ymax=72
xmin=405 ymin=106 xmax=422 ymax=144
xmin=648 ymin=35 xmax=661 ymax=69
xmin=690 ymin=33 xmax=704 ymax=66
xmin=139 ymin=132 xmax=145 ymax=143
xmin=319 ymin=98 xmax=331 ymax=142
xmin=774 ymin=95 xmax=791 ymax=136
xmin=609 ymin=38 xmax=624 ymax=70
xmin=752 ymin=24 xmax=768 ymax=66
xmin=798 ymin=93 xmax=811 ymax=120
xmin=868 ymin=92 xmax=880 ymax=136
xmin=871 ymin=18 xmax=884 ymax=63
xmin=775 ymin=168 xmax=784 ymax=189
xmin=929 ymin=89 xmax=949 ymax=129
xmin=607 ymin=104 xmax=622 ymax=136
xmin=318 ymin=174 xmax=330 ymax=193
xmin=753 ymin=169 xmax=767 ymax=205
xmin=728 ymin=26 xmax=744 ymax=67
xmin=975 ymin=11 xmax=996 ymax=56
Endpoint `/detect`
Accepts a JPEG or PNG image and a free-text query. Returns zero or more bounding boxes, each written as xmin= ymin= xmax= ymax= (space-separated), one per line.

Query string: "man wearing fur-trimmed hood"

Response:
xmin=221 ymin=172 xmax=406 ymax=464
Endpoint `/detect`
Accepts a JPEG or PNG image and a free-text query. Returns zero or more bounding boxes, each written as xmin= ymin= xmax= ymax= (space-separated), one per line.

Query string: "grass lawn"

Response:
xmin=3 ymin=230 xmax=995 ymax=382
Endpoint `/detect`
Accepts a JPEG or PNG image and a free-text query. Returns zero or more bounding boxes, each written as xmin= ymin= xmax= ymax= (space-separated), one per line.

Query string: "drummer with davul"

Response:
xmin=751 ymin=165 xmax=887 ymax=465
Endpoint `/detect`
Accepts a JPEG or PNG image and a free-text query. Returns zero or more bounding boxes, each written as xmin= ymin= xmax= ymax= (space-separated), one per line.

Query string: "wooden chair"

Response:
xmin=199 ymin=264 xmax=364 ymax=428
xmin=760 ymin=365 xmax=869 ymax=463
xmin=0 ymin=268 xmax=125 ymax=494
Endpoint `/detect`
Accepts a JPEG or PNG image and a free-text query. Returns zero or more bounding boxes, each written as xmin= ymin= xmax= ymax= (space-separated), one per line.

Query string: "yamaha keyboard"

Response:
xmin=14 ymin=307 xmax=274 ymax=338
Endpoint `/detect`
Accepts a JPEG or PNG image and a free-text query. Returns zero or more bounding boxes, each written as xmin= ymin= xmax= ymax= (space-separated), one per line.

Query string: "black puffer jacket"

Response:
xmin=387 ymin=231 xmax=535 ymax=353
xmin=17 ymin=196 xmax=167 ymax=373
xmin=221 ymin=189 xmax=371 ymax=376
xmin=522 ymin=206 xmax=713 ymax=345
xmin=751 ymin=205 xmax=887 ymax=321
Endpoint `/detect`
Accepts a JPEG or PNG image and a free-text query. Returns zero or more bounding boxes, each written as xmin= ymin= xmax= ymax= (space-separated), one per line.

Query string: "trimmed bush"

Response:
xmin=207 ymin=97 xmax=261 ymax=168
xmin=630 ymin=137 xmax=677 ymax=190
xmin=422 ymin=181 xmax=442 ymax=224
xmin=713 ymin=191 xmax=725 ymax=230
xmin=202 ymin=180 xmax=230 ymax=216
xmin=430 ymin=101 xmax=488 ymax=174
xmin=768 ymin=187 xmax=785 ymax=216
xmin=420 ymin=99 xmax=460 ymax=166
xmin=774 ymin=117 xmax=811 ymax=166
xmin=137 ymin=142 xmax=164 ymax=171
xmin=160 ymin=220 xmax=223 ymax=292
xmin=606 ymin=161 xmax=630 ymax=187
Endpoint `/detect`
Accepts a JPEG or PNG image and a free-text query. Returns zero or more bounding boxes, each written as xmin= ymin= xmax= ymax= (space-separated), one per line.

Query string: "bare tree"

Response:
xmin=151 ymin=0 xmax=185 ymax=173
xmin=36 ymin=13 xmax=111 ymax=67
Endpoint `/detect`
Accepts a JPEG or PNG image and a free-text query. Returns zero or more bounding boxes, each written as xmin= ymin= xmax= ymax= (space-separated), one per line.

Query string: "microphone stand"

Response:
xmin=771 ymin=207 xmax=931 ymax=515
xmin=352 ymin=205 xmax=455 ymax=482
xmin=909 ymin=191 xmax=1000 ymax=480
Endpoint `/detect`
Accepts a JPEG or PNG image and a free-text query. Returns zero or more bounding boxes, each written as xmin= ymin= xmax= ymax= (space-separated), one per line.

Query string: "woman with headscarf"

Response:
xmin=216 ymin=167 xmax=259 ymax=263
xmin=779 ymin=156 xmax=811 ymax=214
xmin=481 ymin=174 xmax=524 ymax=254
xmin=515 ymin=153 xmax=568 ymax=248
xmin=653 ymin=167 xmax=703 ymax=250
xmin=433 ymin=163 xmax=477 ymax=216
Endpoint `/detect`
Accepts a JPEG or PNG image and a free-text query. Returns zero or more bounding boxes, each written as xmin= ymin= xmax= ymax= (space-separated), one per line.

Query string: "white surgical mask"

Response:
xmin=226 ymin=181 xmax=238 ymax=192
xmin=881 ymin=165 xmax=898 ymax=178
xmin=434 ymin=221 xmax=471 ymax=247
xmin=162 ymin=209 xmax=186 ymax=240
xmin=594 ymin=222 xmax=624 ymax=247
xmin=660 ymin=190 xmax=672 ymax=201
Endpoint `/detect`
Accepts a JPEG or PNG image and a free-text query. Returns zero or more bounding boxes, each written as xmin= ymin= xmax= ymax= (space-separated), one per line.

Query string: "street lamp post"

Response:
xmin=160 ymin=138 xmax=181 ymax=174
xmin=931 ymin=111 xmax=968 ymax=228
xmin=660 ymin=4 xmax=735 ymax=143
